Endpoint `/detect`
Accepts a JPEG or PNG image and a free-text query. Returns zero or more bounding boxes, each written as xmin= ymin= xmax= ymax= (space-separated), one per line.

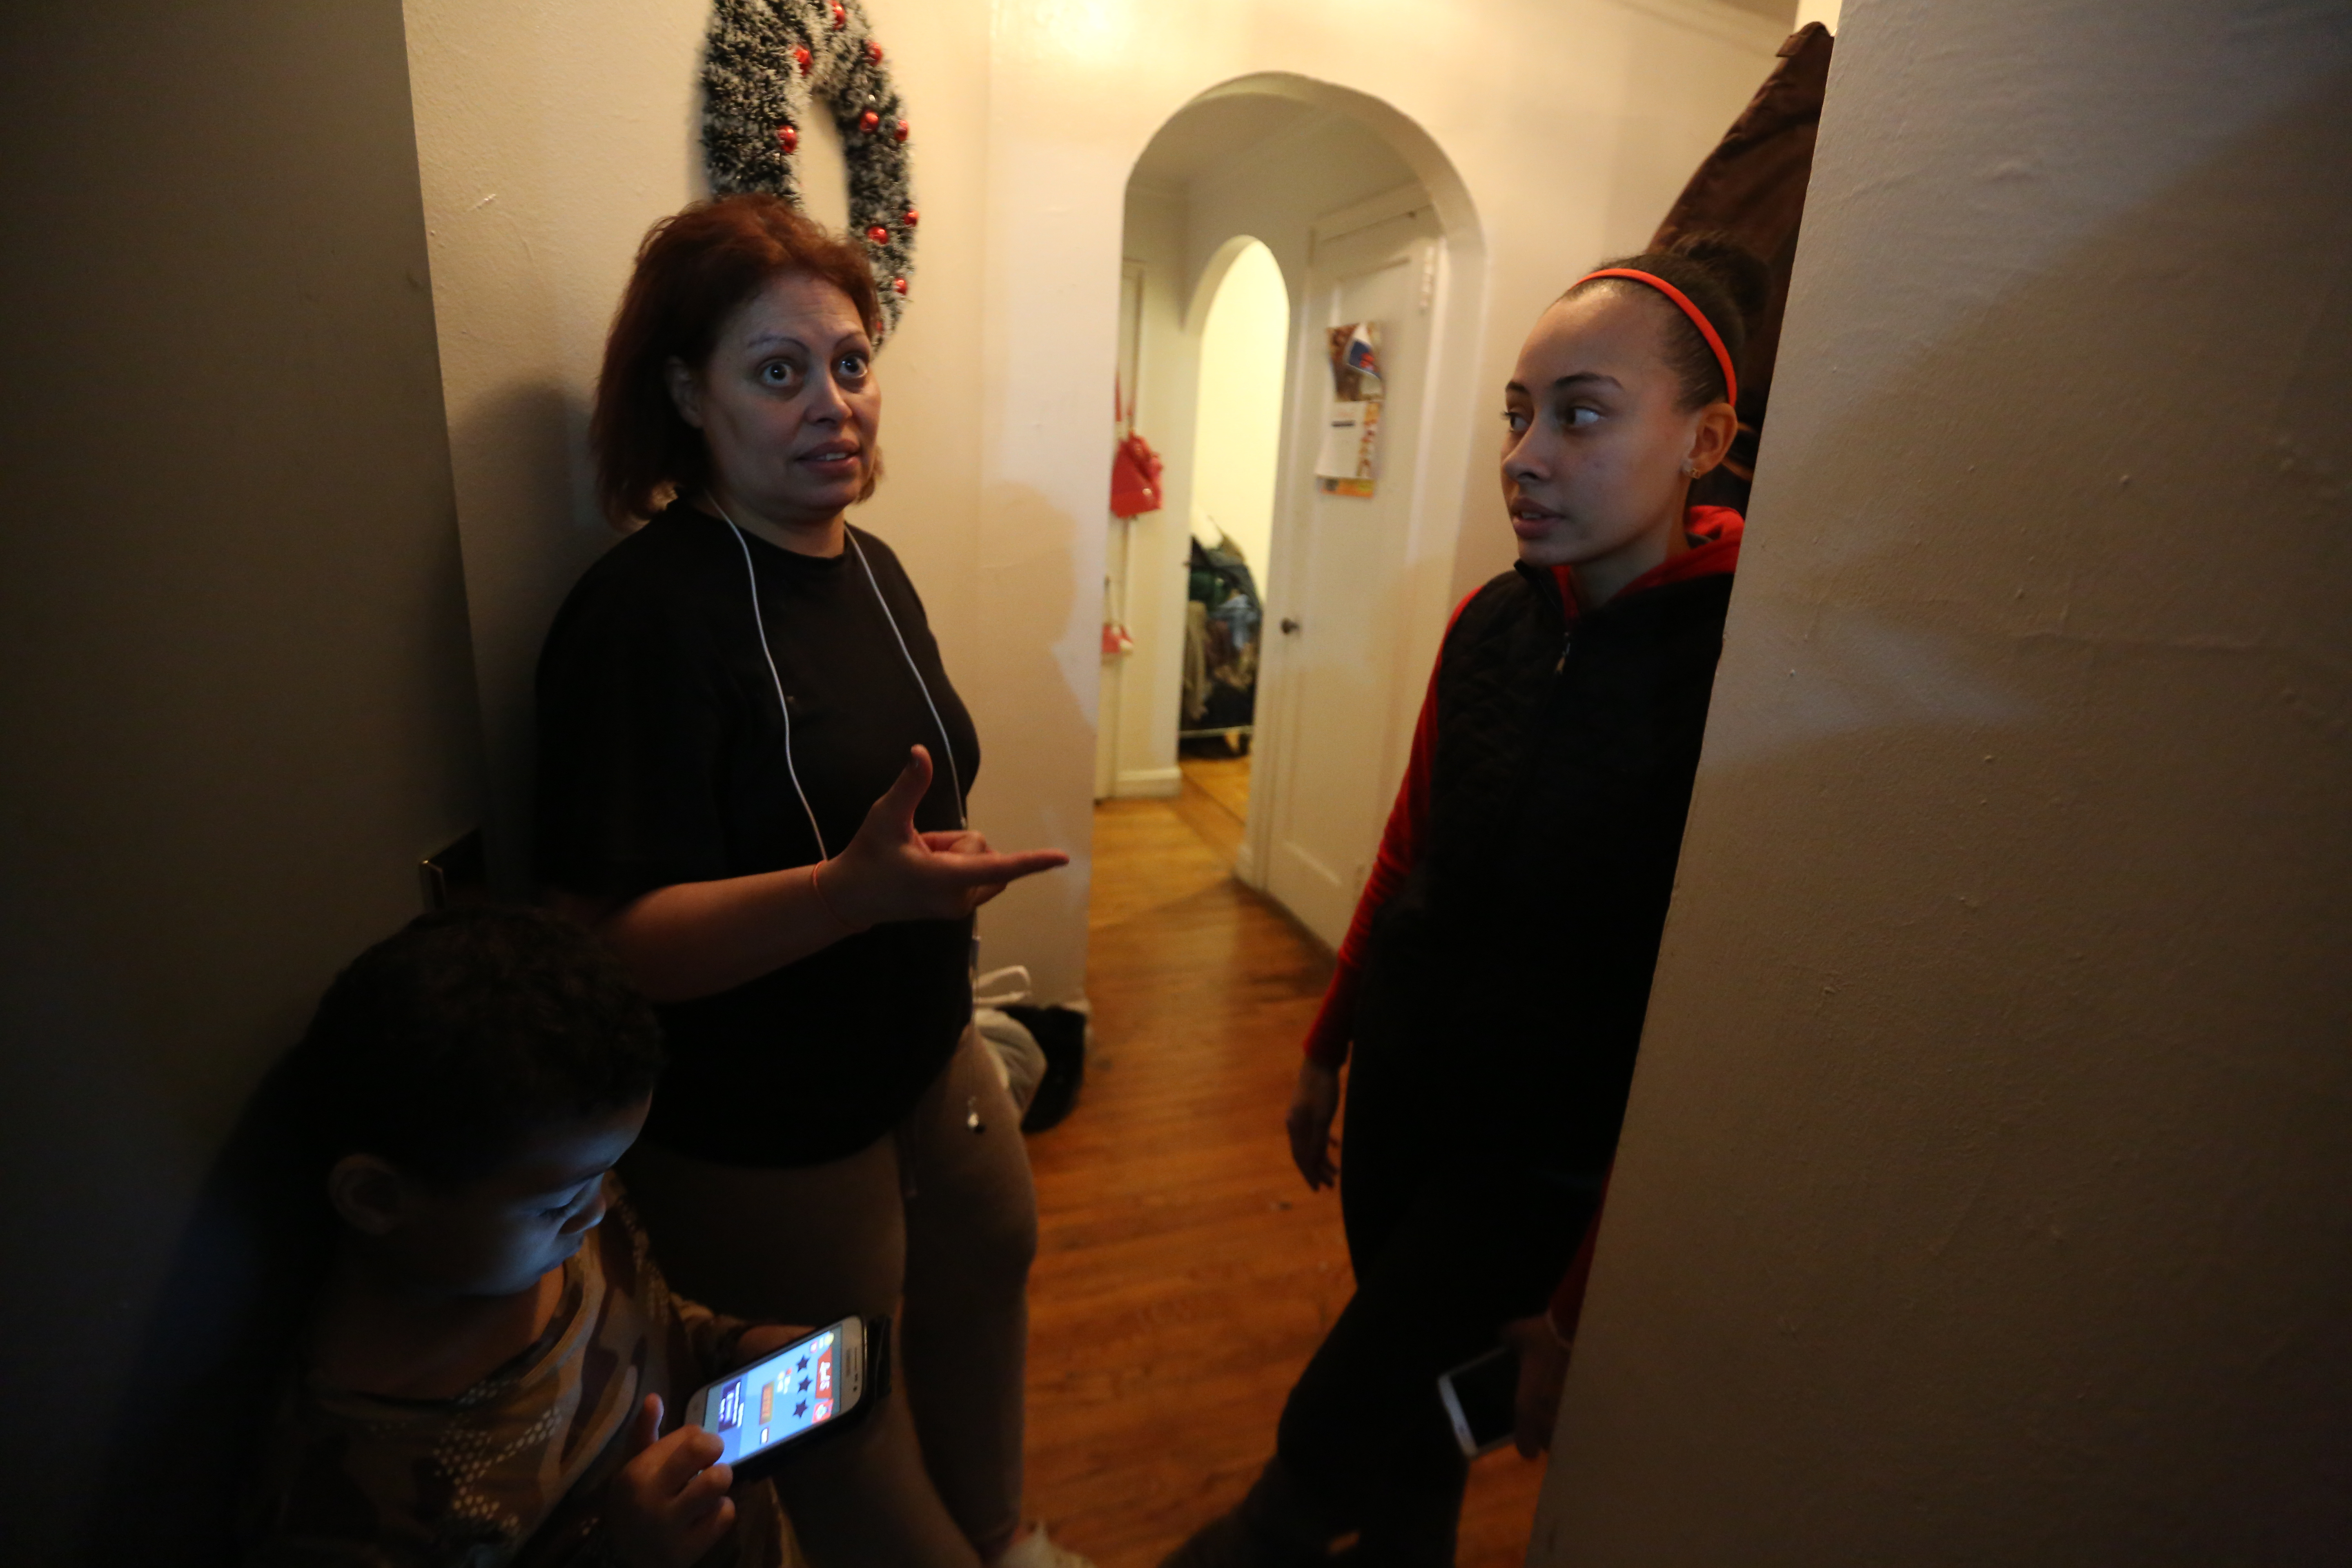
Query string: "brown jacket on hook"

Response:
xmin=1653 ymin=20 xmax=1835 ymax=513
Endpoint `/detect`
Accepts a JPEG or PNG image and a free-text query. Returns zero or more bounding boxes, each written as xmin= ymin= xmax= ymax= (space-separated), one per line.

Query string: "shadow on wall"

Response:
xmin=967 ymin=483 xmax=1098 ymax=997
xmin=78 ymin=1050 xmax=336 ymax=1568
xmin=1539 ymin=62 xmax=2352 ymax=1564
xmin=0 ymin=904 xmax=203 ymax=1564
xmin=447 ymin=381 xmax=613 ymax=898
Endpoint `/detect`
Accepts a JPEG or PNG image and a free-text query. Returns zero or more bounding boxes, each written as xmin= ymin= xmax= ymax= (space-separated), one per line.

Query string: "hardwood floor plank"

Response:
xmin=1023 ymin=794 xmax=1546 ymax=1567
xmin=1180 ymin=753 xmax=1254 ymax=823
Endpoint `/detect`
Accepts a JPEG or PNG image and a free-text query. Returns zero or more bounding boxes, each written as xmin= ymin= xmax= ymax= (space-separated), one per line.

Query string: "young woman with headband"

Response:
xmin=1164 ymin=234 xmax=1768 ymax=1568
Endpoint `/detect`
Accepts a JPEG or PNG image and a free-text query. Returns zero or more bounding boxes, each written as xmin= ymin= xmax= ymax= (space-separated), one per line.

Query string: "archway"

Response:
xmin=1169 ymin=236 xmax=1287 ymax=849
xmin=1094 ymin=75 xmax=1485 ymax=947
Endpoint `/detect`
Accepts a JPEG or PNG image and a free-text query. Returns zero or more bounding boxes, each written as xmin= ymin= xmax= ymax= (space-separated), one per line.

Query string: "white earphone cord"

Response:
xmin=846 ymin=531 xmax=967 ymax=830
xmin=715 ymin=504 xmax=967 ymax=872
xmin=722 ymin=513 xmax=830 ymax=859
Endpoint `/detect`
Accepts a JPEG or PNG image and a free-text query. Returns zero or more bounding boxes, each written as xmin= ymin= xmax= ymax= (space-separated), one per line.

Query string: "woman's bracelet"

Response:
xmin=809 ymin=860 xmax=858 ymax=933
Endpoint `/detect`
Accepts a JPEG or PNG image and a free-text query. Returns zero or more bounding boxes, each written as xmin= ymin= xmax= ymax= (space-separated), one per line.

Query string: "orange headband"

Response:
xmin=1575 ymin=267 xmax=1738 ymax=407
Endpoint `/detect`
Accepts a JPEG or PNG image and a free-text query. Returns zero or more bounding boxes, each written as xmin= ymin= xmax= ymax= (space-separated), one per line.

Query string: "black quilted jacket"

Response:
xmin=1352 ymin=555 xmax=1737 ymax=1175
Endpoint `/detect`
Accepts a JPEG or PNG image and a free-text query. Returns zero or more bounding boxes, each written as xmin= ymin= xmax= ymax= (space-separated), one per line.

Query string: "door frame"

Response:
xmin=1241 ymin=183 xmax=1468 ymax=901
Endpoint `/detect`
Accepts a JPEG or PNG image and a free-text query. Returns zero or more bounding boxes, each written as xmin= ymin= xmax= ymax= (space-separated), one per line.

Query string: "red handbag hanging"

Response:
xmin=1109 ymin=379 xmax=1163 ymax=519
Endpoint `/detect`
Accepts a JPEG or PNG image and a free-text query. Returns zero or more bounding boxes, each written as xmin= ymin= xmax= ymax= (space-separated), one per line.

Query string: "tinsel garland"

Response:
xmin=703 ymin=0 xmax=917 ymax=335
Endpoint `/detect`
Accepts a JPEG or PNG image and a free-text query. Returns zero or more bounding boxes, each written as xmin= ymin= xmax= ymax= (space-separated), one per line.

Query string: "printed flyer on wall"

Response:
xmin=1316 ymin=322 xmax=1382 ymax=497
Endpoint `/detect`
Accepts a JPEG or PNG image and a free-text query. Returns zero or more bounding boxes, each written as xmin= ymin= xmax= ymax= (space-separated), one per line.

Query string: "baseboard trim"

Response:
xmin=1112 ymin=766 xmax=1183 ymax=799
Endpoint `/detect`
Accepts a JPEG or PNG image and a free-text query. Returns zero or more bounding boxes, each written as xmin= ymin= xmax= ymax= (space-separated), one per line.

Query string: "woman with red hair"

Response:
xmin=536 ymin=194 xmax=1084 ymax=1568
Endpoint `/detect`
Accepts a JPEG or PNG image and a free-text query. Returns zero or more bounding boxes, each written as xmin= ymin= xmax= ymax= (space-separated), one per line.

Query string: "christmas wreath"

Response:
xmin=703 ymin=0 xmax=917 ymax=335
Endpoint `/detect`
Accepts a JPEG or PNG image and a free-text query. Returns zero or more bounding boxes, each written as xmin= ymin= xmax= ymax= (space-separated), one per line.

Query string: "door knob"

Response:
xmin=1280 ymin=617 xmax=1302 ymax=635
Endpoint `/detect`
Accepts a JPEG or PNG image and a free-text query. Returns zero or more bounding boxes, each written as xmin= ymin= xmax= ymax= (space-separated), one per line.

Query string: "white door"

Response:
xmin=1253 ymin=204 xmax=1442 ymax=948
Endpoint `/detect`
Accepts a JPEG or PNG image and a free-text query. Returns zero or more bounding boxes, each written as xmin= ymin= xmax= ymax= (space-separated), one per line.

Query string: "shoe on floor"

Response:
xmin=997 ymin=1521 xmax=1097 ymax=1568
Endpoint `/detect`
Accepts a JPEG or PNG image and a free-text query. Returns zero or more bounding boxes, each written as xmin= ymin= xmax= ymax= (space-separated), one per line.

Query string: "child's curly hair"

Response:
xmin=285 ymin=905 xmax=665 ymax=1185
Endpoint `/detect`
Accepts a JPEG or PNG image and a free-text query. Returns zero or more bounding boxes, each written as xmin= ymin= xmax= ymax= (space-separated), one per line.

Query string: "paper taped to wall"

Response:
xmin=1316 ymin=322 xmax=1382 ymax=496
xmin=1316 ymin=401 xmax=1374 ymax=482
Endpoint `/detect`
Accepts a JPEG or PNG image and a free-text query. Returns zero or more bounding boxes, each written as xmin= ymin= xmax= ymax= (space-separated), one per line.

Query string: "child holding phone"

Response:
xmin=241 ymin=906 xmax=806 ymax=1568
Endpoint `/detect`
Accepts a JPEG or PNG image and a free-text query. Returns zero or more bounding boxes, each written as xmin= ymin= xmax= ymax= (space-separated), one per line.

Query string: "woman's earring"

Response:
xmin=1679 ymin=459 xmax=1697 ymax=477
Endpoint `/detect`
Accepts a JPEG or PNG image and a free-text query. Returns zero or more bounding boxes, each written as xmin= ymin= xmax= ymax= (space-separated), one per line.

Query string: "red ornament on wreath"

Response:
xmin=703 ymin=0 xmax=919 ymax=333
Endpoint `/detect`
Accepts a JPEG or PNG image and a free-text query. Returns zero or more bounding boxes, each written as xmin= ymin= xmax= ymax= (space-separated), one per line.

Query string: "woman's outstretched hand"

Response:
xmin=1286 ymin=1058 xmax=1342 ymax=1191
xmin=823 ymin=747 xmax=1069 ymax=928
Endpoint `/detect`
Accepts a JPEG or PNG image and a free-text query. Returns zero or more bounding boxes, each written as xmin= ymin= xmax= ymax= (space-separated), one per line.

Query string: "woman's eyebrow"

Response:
xmin=1549 ymin=371 xmax=1622 ymax=392
xmin=744 ymin=331 xmax=808 ymax=351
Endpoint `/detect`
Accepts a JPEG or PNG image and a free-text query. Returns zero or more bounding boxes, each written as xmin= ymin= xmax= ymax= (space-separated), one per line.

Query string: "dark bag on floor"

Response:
xmin=1003 ymin=1003 xmax=1087 ymax=1132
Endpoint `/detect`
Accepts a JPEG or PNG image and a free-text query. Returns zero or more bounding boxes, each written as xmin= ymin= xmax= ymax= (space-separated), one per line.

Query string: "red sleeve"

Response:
xmin=1301 ymin=592 xmax=1473 ymax=1069
xmin=1546 ymin=1167 xmax=1614 ymax=1340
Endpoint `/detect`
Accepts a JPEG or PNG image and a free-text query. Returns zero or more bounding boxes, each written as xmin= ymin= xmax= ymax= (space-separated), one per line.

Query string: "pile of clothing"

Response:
xmin=1182 ymin=534 xmax=1263 ymax=735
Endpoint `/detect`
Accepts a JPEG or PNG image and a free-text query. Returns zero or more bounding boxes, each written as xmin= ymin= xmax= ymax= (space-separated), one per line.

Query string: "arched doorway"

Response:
xmin=1096 ymin=76 xmax=1485 ymax=947
xmin=1170 ymin=237 xmax=1287 ymax=855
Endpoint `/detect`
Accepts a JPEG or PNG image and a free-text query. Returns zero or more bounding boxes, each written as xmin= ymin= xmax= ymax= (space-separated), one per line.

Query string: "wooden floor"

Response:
xmin=1022 ymin=762 xmax=1546 ymax=1566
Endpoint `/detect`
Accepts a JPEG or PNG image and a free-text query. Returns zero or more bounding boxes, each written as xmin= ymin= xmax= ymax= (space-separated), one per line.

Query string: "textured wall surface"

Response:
xmin=0 ymin=1 xmax=486 ymax=1558
xmin=1535 ymin=0 xmax=2352 ymax=1560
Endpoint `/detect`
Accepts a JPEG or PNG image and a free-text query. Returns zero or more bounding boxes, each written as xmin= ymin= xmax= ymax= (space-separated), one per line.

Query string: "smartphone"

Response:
xmin=1436 ymin=1344 xmax=1519 ymax=1458
xmin=681 ymin=1315 xmax=887 ymax=1472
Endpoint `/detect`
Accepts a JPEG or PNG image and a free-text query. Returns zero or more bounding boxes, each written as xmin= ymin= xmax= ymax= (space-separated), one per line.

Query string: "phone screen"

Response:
xmin=1438 ymin=1345 xmax=1519 ymax=1456
xmin=702 ymin=1323 xmax=851 ymax=1465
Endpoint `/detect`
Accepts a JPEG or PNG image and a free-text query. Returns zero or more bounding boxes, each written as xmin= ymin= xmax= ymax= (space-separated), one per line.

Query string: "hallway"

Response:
xmin=1022 ymin=791 xmax=1547 ymax=1565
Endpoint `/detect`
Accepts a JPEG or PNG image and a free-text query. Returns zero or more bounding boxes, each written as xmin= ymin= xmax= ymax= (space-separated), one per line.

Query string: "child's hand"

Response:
xmin=609 ymin=1394 xmax=736 ymax=1568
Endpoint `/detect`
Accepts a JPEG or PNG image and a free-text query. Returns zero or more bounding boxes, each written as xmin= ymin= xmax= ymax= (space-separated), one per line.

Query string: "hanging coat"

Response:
xmin=1651 ymin=20 xmax=1835 ymax=513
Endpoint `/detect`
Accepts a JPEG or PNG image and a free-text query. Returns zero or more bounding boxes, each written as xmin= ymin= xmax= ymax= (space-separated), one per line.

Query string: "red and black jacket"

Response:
xmin=1305 ymin=509 xmax=1742 ymax=1318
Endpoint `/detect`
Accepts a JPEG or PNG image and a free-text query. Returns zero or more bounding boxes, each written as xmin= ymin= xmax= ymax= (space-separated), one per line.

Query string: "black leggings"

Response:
xmin=1273 ymin=1035 xmax=1600 ymax=1565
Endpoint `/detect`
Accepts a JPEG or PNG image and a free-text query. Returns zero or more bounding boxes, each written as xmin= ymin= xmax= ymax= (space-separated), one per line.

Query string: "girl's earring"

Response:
xmin=1679 ymin=459 xmax=1697 ymax=477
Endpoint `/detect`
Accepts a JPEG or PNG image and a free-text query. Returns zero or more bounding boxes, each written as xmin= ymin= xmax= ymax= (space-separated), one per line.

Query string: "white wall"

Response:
xmin=1189 ymin=240 xmax=1287 ymax=581
xmin=1108 ymin=182 xmax=1196 ymax=796
xmin=1534 ymin=0 xmax=2352 ymax=1559
xmin=402 ymin=0 xmax=1784 ymax=999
